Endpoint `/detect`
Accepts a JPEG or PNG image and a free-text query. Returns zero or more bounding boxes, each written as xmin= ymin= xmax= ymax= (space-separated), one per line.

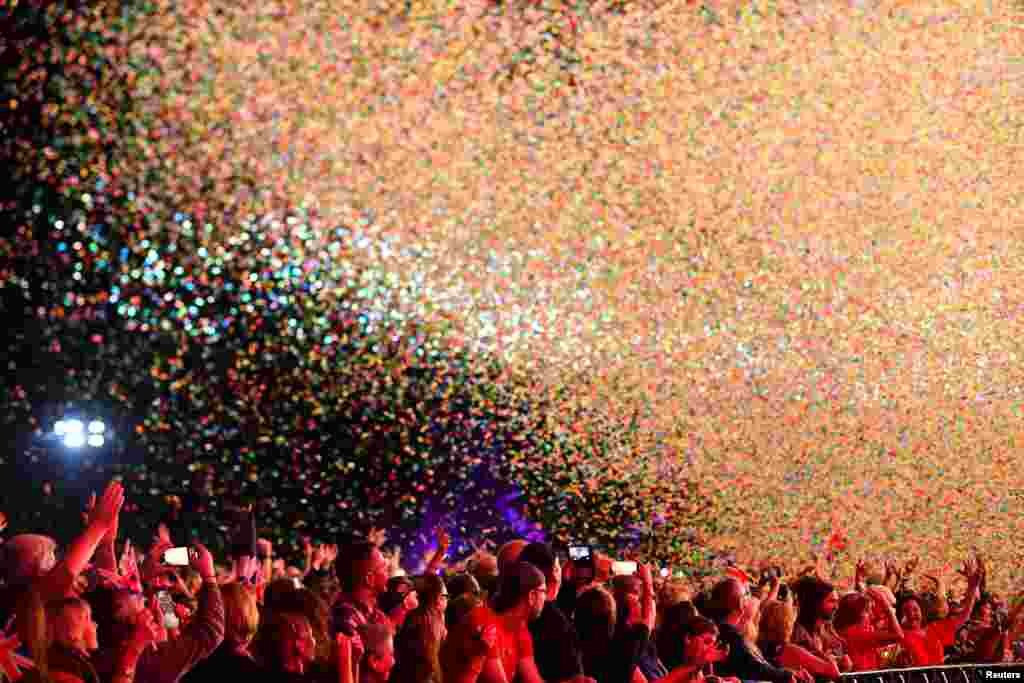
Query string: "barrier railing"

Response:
xmin=840 ymin=663 xmax=1024 ymax=683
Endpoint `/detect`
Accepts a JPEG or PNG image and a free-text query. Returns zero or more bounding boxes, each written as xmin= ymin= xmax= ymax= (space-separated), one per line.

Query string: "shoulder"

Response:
xmin=842 ymin=624 xmax=871 ymax=641
xmin=469 ymin=604 xmax=494 ymax=623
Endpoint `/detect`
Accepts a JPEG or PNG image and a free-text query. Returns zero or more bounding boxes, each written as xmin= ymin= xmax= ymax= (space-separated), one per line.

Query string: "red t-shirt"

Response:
xmin=468 ymin=604 xmax=534 ymax=680
xmin=901 ymin=619 xmax=959 ymax=666
xmin=843 ymin=624 xmax=893 ymax=671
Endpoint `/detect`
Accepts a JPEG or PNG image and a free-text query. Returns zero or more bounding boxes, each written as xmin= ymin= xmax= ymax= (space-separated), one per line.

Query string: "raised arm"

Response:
xmin=139 ymin=544 xmax=225 ymax=683
xmin=82 ymin=490 xmax=119 ymax=573
xmin=866 ymin=586 xmax=904 ymax=642
xmin=638 ymin=563 xmax=657 ymax=632
xmin=425 ymin=528 xmax=450 ymax=576
xmin=39 ymin=480 xmax=124 ymax=600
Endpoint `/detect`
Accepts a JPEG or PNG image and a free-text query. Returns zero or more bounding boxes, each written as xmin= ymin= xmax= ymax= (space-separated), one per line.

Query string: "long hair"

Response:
xmin=251 ymin=611 xmax=311 ymax=671
xmin=221 ymin=583 xmax=260 ymax=647
xmin=792 ymin=576 xmax=835 ymax=631
xmin=833 ymin=593 xmax=871 ymax=633
xmin=15 ymin=585 xmax=50 ymax=682
xmin=575 ymin=587 xmax=617 ymax=676
xmin=657 ymin=601 xmax=699 ymax=670
xmin=391 ymin=601 xmax=445 ymax=683
xmin=758 ymin=600 xmax=797 ymax=646
xmin=262 ymin=587 xmax=330 ymax=663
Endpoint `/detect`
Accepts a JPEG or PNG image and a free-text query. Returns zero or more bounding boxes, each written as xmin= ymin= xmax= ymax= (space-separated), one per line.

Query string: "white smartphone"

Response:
xmin=612 ymin=561 xmax=638 ymax=575
xmin=163 ymin=547 xmax=191 ymax=566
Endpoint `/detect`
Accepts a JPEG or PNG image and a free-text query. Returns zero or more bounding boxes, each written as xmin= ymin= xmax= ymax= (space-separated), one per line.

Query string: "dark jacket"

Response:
xmin=180 ymin=642 xmax=262 ymax=682
xmin=530 ymin=601 xmax=584 ymax=683
xmin=715 ymin=622 xmax=794 ymax=683
xmin=94 ymin=581 xmax=225 ymax=683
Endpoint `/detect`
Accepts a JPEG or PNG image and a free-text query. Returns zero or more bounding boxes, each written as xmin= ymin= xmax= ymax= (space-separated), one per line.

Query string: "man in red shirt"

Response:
xmin=446 ymin=561 xmax=595 ymax=683
xmin=897 ymin=554 xmax=983 ymax=666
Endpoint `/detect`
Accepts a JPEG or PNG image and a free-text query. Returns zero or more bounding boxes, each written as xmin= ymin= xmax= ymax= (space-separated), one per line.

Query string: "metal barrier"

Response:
xmin=840 ymin=663 xmax=1024 ymax=683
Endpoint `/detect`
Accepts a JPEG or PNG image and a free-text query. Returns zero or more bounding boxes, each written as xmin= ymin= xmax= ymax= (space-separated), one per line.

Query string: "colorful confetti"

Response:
xmin=2 ymin=0 xmax=1024 ymax=584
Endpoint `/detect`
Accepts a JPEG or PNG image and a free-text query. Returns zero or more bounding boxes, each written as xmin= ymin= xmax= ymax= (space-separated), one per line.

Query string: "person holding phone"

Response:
xmin=557 ymin=546 xmax=598 ymax=618
xmin=91 ymin=541 xmax=224 ymax=683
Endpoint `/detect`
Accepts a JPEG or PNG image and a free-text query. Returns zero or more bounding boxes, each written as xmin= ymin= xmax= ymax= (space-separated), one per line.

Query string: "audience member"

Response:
xmin=391 ymin=574 xmax=446 ymax=683
xmin=758 ymin=599 xmax=840 ymax=678
xmin=708 ymin=578 xmax=807 ymax=683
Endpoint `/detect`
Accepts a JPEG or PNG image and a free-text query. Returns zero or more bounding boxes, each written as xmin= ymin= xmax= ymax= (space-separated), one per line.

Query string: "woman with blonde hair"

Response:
xmin=181 ymin=583 xmax=262 ymax=680
xmin=757 ymin=600 xmax=840 ymax=679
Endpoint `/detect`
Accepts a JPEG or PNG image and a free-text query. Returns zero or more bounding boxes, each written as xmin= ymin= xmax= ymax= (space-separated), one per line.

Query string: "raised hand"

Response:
xmin=903 ymin=556 xmax=920 ymax=576
xmin=436 ymin=528 xmax=450 ymax=553
xmin=144 ymin=531 xmax=175 ymax=581
xmin=191 ymin=544 xmax=216 ymax=580
xmin=82 ymin=492 xmax=97 ymax=526
xmin=236 ymin=556 xmax=260 ymax=584
xmin=312 ymin=544 xmax=328 ymax=569
xmin=637 ymin=562 xmax=653 ymax=587
xmin=93 ymin=481 xmax=125 ymax=531
xmin=958 ymin=557 xmax=978 ymax=583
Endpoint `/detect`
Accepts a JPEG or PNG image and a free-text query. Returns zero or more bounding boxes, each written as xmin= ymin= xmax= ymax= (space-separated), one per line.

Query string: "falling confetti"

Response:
xmin=2 ymin=0 xmax=1024 ymax=583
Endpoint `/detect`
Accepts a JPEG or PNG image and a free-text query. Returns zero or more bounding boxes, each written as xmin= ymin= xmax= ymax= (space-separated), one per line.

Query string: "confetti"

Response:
xmin=2 ymin=0 xmax=1024 ymax=583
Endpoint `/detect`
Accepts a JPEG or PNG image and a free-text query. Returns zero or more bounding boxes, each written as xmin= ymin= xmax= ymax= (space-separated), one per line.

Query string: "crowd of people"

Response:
xmin=1 ymin=479 xmax=1023 ymax=683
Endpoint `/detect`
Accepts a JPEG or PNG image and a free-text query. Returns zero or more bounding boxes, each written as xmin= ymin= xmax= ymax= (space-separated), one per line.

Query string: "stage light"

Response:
xmin=53 ymin=416 xmax=109 ymax=448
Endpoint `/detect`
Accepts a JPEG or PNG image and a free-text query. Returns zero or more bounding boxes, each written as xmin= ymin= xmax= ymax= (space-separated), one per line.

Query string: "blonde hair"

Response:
xmin=222 ymin=583 xmax=260 ymax=646
xmin=740 ymin=596 xmax=763 ymax=656
xmin=659 ymin=578 xmax=691 ymax=608
xmin=3 ymin=535 xmax=56 ymax=584
xmin=758 ymin=600 xmax=797 ymax=645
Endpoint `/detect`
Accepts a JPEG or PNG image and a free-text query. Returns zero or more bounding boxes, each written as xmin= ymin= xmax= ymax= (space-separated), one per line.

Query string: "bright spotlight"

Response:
xmin=88 ymin=420 xmax=106 ymax=434
xmin=87 ymin=434 xmax=105 ymax=448
xmin=64 ymin=432 xmax=86 ymax=448
xmin=65 ymin=419 xmax=84 ymax=434
xmin=54 ymin=420 xmax=67 ymax=436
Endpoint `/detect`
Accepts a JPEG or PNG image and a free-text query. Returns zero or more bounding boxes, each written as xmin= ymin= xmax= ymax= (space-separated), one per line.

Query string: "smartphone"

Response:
xmin=613 ymin=561 xmax=638 ymax=576
xmin=156 ymin=590 xmax=175 ymax=616
xmin=568 ymin=545 xmax=592 ymax=562
xmin=163 ymin=547 xmax=192 ymax=566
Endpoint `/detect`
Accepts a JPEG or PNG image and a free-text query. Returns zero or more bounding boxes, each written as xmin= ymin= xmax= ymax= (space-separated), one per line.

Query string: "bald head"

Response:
xmin=497 ymin=540 xmax=528 ymax=576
